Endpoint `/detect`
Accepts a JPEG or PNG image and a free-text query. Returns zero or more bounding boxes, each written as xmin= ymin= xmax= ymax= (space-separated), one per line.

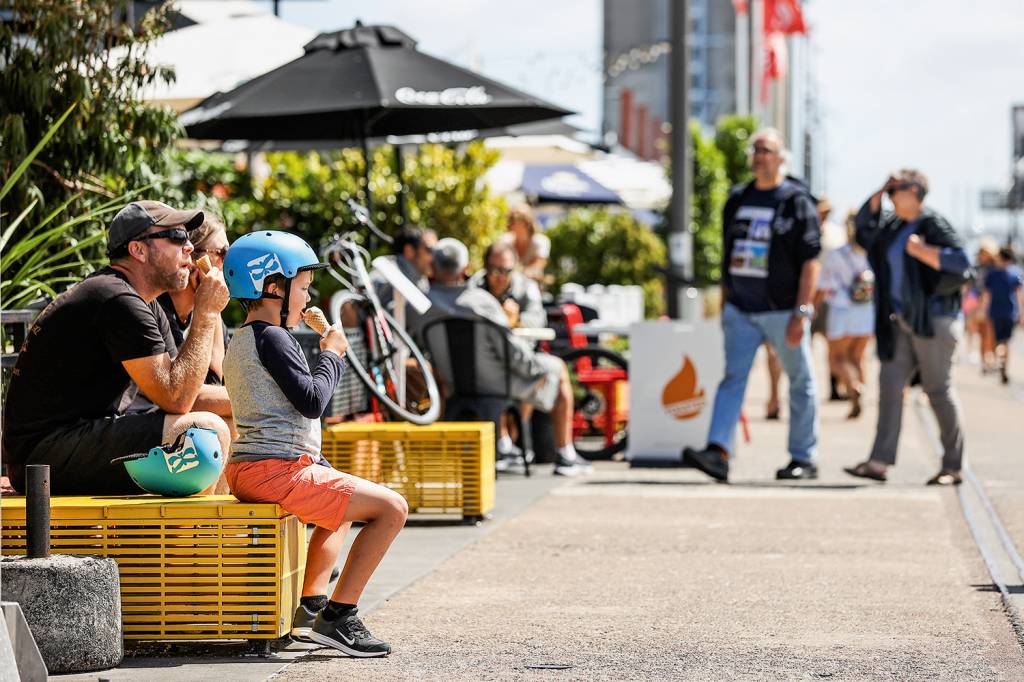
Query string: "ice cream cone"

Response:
xmin=303 ymin=306 xmax=331 ymax=336
xmin=195 ymin=254 xmax=212 ymax=274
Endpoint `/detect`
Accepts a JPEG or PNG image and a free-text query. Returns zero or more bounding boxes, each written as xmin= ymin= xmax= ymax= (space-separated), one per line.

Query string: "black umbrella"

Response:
xmin=181 ymin=22 xmax=570 ymax=225
xmin=180 ymin=23 xmax=571 ymax=141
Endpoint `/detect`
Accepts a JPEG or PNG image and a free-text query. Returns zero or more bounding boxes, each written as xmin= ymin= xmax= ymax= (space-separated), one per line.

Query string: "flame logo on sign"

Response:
xmin=661 ymin=355 xmax=706 ymax=420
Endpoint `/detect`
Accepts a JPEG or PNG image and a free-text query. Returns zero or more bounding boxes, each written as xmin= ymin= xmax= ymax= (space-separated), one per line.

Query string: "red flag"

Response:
xmin=764 ymin=0 xmax=807 ymax=35
xmin=759 ymin=32 xmax=788 ymax=104
xmin=732 ymin=0 xmax=749 ymax=15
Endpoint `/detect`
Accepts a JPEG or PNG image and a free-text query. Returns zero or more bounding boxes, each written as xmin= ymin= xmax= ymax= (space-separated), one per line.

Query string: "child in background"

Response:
xmin=222 ymin=231 xmax=408 ymax=657
xmin=982 ymin=246 xmax=1024 ymax=385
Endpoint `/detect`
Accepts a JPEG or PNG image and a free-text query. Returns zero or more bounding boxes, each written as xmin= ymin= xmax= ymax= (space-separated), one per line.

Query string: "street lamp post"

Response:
xmin=668 ymin=0 xmax=694 ymax=319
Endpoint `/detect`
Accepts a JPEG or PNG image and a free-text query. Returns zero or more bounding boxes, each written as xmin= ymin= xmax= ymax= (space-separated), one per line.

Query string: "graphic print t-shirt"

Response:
xmin=727 ymin=182 xmax=789 ymax=312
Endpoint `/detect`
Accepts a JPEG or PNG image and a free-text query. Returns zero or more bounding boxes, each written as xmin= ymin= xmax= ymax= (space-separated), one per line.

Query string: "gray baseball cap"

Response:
xmin=107 ymin=200 xmax=204 ymax=256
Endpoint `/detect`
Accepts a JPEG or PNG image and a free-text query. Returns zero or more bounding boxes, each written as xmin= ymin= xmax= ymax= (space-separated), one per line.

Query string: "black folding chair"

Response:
xmin=421 ymin=314 xmax=533 ymax=476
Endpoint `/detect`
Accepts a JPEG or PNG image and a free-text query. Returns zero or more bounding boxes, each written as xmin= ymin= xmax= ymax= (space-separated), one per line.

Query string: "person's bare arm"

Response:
xmin=209 ymin=320 xmax=225 ymax=378
xmin=786 ymin=259 xmax=821 ymax=347
xmin=192 ymin=384 xmax=232 ymax=418
xmin=123 ymin=269 xmax=230 ymax=414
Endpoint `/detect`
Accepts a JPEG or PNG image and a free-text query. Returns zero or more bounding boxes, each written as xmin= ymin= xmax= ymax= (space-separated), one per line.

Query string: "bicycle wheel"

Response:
xmin=332 ymin=292 xmax=441 ymax=425
xmin=557 ymin=346 xmax=629 ymax=460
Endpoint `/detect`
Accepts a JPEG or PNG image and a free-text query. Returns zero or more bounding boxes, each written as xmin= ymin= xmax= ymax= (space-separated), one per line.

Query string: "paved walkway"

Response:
xmin=275 ymin=339 xmax=1024 ymax=681
xmin=60 ymin=338 xmax=1024 ymax=681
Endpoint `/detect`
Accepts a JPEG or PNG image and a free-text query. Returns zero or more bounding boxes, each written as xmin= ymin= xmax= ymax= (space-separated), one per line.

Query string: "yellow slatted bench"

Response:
xmin=0 ymin=495 xmax=305 ymax=643
xmin=321 ymin=421 xmax=495 ymax=522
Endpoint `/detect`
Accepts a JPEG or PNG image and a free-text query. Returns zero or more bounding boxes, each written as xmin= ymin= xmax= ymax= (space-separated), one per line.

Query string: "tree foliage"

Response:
xmin=714 ymin=114 xmax=758 ymax=186
xmin=164 ymin=142 xmax=506 ymax=265
xmin=547 ymin=208 xmax=666 ymax=317
xmin=689 ymin=120 xmax=730 ymax=286
xmin=0 ymin=0 xmax=179 ymax=211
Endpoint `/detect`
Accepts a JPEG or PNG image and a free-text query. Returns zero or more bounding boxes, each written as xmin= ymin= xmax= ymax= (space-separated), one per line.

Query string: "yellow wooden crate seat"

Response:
xmin=321 ymin=421 xmax=495 ymax=520
xmin=0 ymin=495 xmax=305 ymax=641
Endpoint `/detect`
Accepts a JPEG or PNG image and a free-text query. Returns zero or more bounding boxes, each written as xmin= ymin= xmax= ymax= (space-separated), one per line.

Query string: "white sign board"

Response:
xmin=627 ymin=319 xmax=724 ymax=462
xmin=370 ymin=256 xmax=432 ymax=314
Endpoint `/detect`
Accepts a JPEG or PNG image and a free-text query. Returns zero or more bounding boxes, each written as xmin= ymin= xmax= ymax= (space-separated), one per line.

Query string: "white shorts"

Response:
xmin=526 ymin=353 xmax=563 ymax=412
xmin=827 ymin=304 xmax=874 ymax=340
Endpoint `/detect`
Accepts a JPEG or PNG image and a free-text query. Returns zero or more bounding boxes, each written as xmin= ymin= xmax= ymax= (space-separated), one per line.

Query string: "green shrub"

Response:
xmin=547 ymin=208 xmax=666 ymax=317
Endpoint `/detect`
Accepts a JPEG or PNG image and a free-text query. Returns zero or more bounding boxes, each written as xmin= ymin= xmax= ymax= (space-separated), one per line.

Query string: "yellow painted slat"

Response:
xmin=322 ymin=421 xmax=494 ymax=518
xmin=1 ymin=496 xmax=305 ymax=640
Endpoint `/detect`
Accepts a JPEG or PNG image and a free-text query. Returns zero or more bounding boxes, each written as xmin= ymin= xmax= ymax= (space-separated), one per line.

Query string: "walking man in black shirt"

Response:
xmin=3 ymin=200 xmax=232 ymax=495
xmin=683 ymin=129 xmax=822 ymax=482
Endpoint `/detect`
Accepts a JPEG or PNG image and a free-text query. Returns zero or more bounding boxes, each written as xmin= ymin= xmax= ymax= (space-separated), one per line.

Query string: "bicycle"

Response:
xmin=319 ymin=200 xmax=441 ymax=425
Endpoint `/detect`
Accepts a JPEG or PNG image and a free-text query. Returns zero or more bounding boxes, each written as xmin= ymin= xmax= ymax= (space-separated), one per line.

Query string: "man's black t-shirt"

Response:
xmin=3 ymin=268 xmax=174 ymax=466
xmin=726 ymin=181 xmax=790 ymax=313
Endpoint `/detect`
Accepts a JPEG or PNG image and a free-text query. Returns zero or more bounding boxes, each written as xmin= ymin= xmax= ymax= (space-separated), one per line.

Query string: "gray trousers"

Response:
xmin=869 ymin=316 xmax=964 ymax=470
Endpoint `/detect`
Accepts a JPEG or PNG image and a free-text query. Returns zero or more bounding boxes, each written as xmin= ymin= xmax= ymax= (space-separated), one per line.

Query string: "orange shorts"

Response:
xmin=226 ymin=455 xmax=358 ymax=532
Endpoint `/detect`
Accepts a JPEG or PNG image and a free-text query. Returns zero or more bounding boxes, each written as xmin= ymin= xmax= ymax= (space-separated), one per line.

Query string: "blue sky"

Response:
xmin=273 ymin=0 xmax=1024 ymax=235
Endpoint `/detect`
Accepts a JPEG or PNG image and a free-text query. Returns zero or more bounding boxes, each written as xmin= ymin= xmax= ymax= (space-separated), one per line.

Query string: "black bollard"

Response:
xmin=26 ymin=464 xmax=51 ymax=559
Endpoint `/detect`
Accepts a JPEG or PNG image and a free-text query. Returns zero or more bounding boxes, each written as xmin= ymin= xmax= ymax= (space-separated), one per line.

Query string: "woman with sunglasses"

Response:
xmin=468 ymin=241 xmax=547 ymax=329
xmin=844 ymin=169 xmax=972 ymax=486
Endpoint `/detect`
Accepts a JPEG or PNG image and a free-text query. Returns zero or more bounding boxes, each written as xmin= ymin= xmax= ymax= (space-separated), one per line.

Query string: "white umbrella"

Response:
xmin=111 ymin=14 xmax=314 ymax=111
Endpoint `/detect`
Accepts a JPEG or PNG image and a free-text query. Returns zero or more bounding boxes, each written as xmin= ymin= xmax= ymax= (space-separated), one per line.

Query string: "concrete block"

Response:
xmin=1 ymin=601 xmax=47 ymax=682
xmin=1 ymin=554 xmax=122 ymax=674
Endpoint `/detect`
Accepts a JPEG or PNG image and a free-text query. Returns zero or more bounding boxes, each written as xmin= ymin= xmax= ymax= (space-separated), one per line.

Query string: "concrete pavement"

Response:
xmin=59 ymin=339 xmax=1024 ymax=680
xmin=276 ymin=341 xmax=1024 ymax=681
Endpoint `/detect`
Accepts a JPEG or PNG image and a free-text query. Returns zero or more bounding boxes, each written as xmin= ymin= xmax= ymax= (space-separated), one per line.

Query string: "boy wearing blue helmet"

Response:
xmin=222 ymin=230 xmax=408 ymax=657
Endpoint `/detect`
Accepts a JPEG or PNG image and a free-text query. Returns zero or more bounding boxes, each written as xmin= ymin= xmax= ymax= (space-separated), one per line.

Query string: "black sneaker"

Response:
xmin=775 ymin=460 xmax=818 ymax=480
xmin=682 ymin=446 xmax=729 ymax=482
xmin=291 ymin=604 xmax=321 ymax=642
xmin=309 ymin=610 xmax=391 ymax=657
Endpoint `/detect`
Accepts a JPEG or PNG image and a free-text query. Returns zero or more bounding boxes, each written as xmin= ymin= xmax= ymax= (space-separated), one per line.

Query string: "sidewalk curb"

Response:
xmin=913 ymin=394 xmax=1024 ymax=648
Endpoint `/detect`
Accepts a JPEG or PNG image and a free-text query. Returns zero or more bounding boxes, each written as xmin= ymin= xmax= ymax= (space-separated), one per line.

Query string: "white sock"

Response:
xmin=557 ymin=444 xmax=578 ymax=462
xmin=498 ymin=434 xmax=514 ymax=454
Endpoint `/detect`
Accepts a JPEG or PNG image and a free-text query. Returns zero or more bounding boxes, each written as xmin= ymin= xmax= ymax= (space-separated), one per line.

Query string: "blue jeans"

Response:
xmin=706 ymin=303 xmax=819 ymax=463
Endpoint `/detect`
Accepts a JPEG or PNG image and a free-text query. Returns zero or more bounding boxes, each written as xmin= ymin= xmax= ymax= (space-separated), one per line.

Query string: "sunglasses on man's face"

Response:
xmin=887 ymin=182 xmax=915 ymax=196
xmin=487 ymin=265 xmax=514 ymax=276
xmin=135 ymin=228 xmax=190 ymax=246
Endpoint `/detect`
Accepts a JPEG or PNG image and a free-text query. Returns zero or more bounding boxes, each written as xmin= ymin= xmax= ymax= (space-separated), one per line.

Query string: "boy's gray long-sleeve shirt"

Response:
xmin=224 ymin=321 xmax=345 ymax=463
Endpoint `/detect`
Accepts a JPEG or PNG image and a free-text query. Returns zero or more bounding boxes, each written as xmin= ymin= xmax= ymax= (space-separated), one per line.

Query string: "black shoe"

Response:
xmin=682 ymin=446 xmax=729 ymax=482
xmin=291 ymin=604 xmax=321 ymax=642
xmin=309 ymin=610 xmax=391 ymax=657
xmin=775 ymin=460 xmax=818 ymax=480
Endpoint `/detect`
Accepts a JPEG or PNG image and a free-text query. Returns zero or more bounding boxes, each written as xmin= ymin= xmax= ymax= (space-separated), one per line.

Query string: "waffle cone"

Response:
xmin=303 ymin=307 xmax=330 ymax=336
xmin=195 ymin=254 xmax=212 ymax=274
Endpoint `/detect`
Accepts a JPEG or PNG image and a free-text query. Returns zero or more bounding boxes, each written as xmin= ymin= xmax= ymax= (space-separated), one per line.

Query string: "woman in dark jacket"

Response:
xmin=844 ymin=169 xmax=971 ymax=486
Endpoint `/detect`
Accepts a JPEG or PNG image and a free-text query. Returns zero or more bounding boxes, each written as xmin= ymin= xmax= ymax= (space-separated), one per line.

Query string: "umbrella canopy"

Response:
xmin=109 ymin=13 xmax=314 ymax=112
xmin=520 ymin=164 xmax=621 ymax=204
xmin=181 ymin=23 xmax=571 ymax=141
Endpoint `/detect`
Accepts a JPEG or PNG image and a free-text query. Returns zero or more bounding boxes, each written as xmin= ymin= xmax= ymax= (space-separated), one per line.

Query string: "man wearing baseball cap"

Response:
xmin=3 ymin=200 xmax=233 ymax=495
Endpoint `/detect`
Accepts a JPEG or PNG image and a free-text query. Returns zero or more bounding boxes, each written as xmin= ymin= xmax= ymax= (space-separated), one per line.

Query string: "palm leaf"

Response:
xmin=0 ymin=103 xmax=77 ymax=201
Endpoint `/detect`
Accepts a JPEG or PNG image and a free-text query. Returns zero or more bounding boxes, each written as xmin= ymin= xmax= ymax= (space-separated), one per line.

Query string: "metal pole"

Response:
xmin=668 ymin=0 xmax=693 ymax=319
xmin=362 ymin=135 xmax=376 ymax=251
xmin=25 ymin=465 xmax=50 ymax=559
xmin=395 ymin=144 xmax=408 ymax=226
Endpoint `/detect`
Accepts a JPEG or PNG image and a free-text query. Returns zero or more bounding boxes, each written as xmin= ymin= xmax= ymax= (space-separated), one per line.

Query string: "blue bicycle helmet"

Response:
xmin=112 ymin=427 xmax=224 ymax=497
xmin=224 ymin=230 xmax=327 ymax=327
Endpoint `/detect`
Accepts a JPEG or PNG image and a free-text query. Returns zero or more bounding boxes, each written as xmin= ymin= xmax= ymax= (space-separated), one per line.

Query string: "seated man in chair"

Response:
xmin=417 ymin=238 xmax=591 ymax=476
xmin=3 ymin=201 xmax=233 ymax=495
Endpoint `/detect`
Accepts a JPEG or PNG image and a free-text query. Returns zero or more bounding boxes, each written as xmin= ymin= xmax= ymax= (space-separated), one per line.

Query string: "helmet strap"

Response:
xmin=280 ymin=278 xmax=292 ymax=328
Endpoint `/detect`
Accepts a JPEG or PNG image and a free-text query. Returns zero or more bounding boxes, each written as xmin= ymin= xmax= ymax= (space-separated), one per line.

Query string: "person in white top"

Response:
xmin=501 ymin=204 xmax=551 ymax=285
xmin=817 ymin=211 xmax=875 ymax=418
